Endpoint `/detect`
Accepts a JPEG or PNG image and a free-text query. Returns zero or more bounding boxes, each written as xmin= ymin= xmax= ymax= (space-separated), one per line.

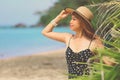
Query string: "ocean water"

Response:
xmin=0 ymin=27 xmax=73 ymax=59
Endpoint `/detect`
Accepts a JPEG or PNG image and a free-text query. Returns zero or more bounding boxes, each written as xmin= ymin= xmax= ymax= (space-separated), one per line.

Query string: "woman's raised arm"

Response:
xmin=41 ymin=10 xmax=71 ymax=43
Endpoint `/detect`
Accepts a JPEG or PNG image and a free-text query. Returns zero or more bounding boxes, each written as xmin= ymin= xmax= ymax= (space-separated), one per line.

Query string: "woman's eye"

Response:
xmin=73 ymin=18 xmax=76 ymax=20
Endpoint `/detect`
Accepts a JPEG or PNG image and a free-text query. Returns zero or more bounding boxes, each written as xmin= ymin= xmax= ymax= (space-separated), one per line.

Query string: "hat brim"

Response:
xmin=65 ymin=8 xmax=92 ymax=28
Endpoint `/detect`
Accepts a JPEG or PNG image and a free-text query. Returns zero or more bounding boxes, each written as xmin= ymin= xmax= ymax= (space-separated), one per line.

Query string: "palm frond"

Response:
xmin=75 ymin=1 xmax=120 ymax=80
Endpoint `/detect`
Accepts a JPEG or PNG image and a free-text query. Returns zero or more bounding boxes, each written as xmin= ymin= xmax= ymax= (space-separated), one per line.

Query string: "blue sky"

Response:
xmin=0 ymin=0 xmax=58 ymax=26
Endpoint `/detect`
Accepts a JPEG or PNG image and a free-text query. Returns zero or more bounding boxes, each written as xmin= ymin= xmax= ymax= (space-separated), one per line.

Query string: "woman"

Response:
xmin=41 ymin=6 xmax=110 ymax=79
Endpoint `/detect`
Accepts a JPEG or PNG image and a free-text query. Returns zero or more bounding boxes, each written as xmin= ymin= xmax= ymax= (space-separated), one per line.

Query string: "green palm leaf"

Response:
xmin=76 ymin=1 xmax=120 ymax=80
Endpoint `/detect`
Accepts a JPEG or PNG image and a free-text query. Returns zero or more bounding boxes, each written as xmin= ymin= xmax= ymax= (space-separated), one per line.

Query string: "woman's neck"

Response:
xmin=74 ymin=31 xmax=82 ymax=38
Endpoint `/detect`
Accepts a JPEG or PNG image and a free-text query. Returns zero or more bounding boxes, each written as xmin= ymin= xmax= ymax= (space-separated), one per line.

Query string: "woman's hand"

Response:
xmin=102 ymin=56 xmax=117 ymax=66
xmin=41 ymin=9 xmax=71 ymax=43
xmin=57 ymin=10 xmax=70 ymax=19
xmin=54 ymin=10 xmax=70 ymax=23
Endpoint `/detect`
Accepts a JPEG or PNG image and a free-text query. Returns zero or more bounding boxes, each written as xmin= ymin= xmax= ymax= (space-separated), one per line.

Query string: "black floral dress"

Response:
xmin=65 ymin=36 xmax=94 ymax=79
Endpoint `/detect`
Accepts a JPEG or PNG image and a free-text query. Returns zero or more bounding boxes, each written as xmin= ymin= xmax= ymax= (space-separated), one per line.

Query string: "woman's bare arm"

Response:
xmin=94 ymin=38 xmax=117 ymax=66
xmin=41 ymin=10 xmax=70 ymax=43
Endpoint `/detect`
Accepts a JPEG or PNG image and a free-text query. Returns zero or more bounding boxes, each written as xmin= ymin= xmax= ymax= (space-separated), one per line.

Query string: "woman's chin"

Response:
xmin=70 ymin=28 xmax=74 ymax=31
xmin=70 ymin=28 xmax=76 ymax=31
xmin=70 ymin=27 xmax=74 ymax=30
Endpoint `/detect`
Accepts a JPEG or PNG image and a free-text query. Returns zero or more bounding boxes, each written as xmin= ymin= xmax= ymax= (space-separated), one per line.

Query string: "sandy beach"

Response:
xmin=0 ymin=49 xmax=68 ymax=80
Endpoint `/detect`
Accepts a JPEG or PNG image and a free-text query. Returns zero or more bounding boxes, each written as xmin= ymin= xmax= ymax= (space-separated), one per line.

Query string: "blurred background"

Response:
xmin=0 ymin=0 xmax=69 ymax=59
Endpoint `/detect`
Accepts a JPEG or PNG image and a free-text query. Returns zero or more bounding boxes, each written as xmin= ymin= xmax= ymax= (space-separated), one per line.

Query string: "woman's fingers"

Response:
xmin=58 ymin=10 xmax=70 ymax=19
xmin=102 ymin=56 xmax=117 ymax=66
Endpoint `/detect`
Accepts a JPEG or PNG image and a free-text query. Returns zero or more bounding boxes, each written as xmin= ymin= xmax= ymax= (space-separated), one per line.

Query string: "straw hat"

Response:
xmin=65 ymin=6 xmax=94 ymax=27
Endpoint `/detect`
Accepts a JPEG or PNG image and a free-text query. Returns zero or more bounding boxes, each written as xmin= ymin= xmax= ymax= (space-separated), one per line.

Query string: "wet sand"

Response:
xmin=0 ymin=49 xmax=68 ymax=80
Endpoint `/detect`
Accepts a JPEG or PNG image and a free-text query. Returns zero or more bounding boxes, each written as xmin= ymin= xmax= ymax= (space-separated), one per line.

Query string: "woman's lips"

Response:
xmin=70 ymin=24 xmax=73 ymax=28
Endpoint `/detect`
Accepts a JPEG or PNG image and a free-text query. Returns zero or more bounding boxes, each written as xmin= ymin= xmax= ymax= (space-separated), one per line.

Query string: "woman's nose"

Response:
xmin=70 ymin=20 xmax=73 ymax=24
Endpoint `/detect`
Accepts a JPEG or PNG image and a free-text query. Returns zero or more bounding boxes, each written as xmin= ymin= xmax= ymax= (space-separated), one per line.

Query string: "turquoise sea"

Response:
xmin=0 ymin=26 xmax=73 ymax=59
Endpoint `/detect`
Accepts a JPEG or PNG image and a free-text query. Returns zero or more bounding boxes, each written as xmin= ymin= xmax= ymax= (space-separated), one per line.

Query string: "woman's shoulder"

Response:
xmin=93 ymin=37 xmax=104 ymax=48
xmin=64 ymin=33 xmax=73 ymax=44
xmin=64 ymin=33 xmax=73 ymax=38
xmin=90 ymin=37 xmax=104 ymax=53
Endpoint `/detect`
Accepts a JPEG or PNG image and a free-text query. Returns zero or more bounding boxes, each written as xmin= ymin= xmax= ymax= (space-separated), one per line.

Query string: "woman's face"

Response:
xmin=69 ymin=15 xmax=81 ymax=32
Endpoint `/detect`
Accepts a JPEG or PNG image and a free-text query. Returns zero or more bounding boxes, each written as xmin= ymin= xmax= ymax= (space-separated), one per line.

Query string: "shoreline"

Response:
xmin=0 ymin=48 xmax=68 ymax=80
xmin=0 ymin=48 xmax=66 ymax=60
